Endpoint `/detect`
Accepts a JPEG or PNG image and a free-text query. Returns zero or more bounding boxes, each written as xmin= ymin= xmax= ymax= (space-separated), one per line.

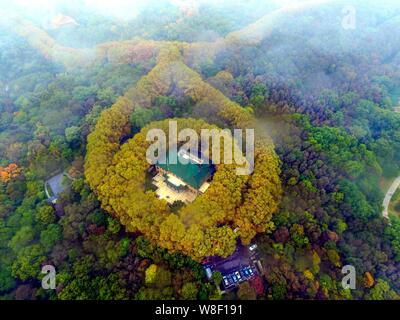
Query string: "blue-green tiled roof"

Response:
xmin=156 ymin=150 xmax=214 ymax=189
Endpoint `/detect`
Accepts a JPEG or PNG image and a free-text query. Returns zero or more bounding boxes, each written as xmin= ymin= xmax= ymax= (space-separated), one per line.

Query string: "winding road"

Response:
xmin=382 ymin=176 xmax=400 ymax=219
xmin=382 ymin=104 xmax=400 ymax=219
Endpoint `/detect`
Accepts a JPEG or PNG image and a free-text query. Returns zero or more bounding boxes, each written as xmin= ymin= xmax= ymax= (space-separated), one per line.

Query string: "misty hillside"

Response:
xmin=0 ymin=0 xmax=400 ymax=301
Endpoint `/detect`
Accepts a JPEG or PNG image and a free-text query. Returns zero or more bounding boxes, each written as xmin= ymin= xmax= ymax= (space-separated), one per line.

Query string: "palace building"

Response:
xmin=152 ymin=149 xmax=215 ymax=204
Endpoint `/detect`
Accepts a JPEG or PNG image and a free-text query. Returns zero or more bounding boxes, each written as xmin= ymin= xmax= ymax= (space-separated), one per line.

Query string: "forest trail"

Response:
xmin=385 ymin=101 xmax=400 ymax=218
xmin=383 ymin=176 xmax=400 ymax=219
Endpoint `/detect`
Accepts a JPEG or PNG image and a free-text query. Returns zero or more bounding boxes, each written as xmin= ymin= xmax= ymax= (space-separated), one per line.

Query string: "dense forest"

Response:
xmin=1 ymin=0 xmax=400 ymax=300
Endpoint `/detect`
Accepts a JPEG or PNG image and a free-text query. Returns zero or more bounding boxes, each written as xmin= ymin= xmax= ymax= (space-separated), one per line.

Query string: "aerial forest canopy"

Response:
xmin=1 ymin=0 xmax=400 ymax=301
xmin=84 ymin=46 xmax=282 ymax=260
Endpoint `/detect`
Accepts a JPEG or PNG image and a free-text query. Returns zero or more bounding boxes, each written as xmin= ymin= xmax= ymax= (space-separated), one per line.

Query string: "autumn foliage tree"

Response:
xmin=85 ymin=46 xmax=282 ymax=261
xmin=0 ymin=164 xmax=20 ymax=183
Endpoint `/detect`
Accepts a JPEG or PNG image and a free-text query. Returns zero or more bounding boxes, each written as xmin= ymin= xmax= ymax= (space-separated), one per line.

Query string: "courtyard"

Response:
xmin=153 ymin=173 xmax=197 ymax=204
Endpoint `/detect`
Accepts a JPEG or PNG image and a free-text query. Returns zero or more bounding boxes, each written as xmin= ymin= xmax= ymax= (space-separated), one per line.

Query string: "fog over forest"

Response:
xmin=0 ymin=0 xmax=400 ymax=301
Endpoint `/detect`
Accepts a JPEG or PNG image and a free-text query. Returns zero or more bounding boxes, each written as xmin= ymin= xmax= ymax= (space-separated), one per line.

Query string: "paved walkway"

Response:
xmin=45 ymin=173 xmax=66 ymax=202
xmin=382 ymin=176 xmax=400 ymax=219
